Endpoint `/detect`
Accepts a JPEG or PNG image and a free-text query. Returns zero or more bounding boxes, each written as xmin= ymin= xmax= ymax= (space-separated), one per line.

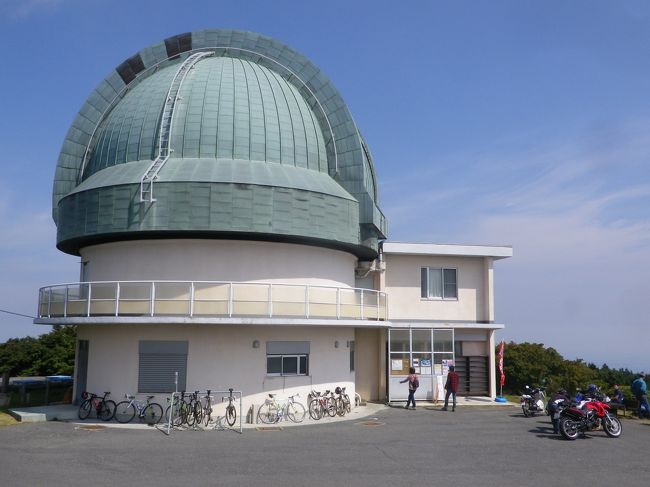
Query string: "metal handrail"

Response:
xmin=37 ymin=280 xmax=386 ymax=321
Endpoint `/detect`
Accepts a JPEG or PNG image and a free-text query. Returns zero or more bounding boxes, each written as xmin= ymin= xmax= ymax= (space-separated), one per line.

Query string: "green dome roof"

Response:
xmin=83 ymin=57 xmax=328 ymax=179
xmin=53 ymin=30 xmax=386 ymax=258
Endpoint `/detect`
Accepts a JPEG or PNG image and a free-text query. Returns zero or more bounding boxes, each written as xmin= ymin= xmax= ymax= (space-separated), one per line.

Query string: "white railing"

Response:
xmin=37 ymin=281 xmax=387 ymax=321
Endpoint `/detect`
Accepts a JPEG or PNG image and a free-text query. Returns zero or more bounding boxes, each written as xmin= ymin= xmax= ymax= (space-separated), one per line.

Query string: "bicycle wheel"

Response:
xmin=257 ymin=403 xmax=279 ymax=424
xmin=287 ymin=402 xmax=306 ymax=423
xmin=335 ymin=397 xmax=345 ymax=416
xmin=343 ymin=394 xmax=351 ymax=413
xmin=99 ymin=400 xmax=116 ymax=421
xmin=325 ymin=397 xmax=337 ymax=417
xmin=192 ymin=401 xmax=203 ymax=426
xmin=114 ymin=401 xmax=136 ymax=423
xmin=78 ymin=399 xmax=92 ymax=420
xmin=204 ymin=405 xmax=213 ymax=427
xmin=142 ymin=403 xmax=163 ymax=425
xmin=308 ymin=399 xmax=323 ymax=420
xmin=225 ymin=405 xmax=237 ymax=427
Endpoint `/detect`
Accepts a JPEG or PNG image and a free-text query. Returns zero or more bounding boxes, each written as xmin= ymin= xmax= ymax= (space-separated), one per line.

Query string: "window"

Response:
xmin=266 ymin=355 xmax=308 ymax=376
xmin=138 ymin=341 xmax=188 ymax=393
xmin=266 ymin=341 xmax=310 ymax=376
xmin=420 ymin=267 xmax=457 ymax=299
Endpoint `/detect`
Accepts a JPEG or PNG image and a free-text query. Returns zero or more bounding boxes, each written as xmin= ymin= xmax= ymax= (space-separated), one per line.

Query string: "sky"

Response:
xmin=0 ymin=0 xmax=649 ymax=371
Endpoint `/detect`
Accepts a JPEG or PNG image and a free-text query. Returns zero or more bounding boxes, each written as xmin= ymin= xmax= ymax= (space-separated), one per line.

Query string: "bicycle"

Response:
xmin=114 ymin=394 xmax=164 ymax=424
xmin=334 ymin=386 xmax=351 ymax=416
xmin=201 ymin=390 xmax=214 ymax=427
xmin=165 ymin=391 xmax=191 ymax=427
xmin=223 ymin=388 xmax=237 ymax=427
xmin=308 ymin=389 xmax=336 ymax=420
xmin=257 ymin=393 xmax=306 ymax=424
xmin=78 ymin=391 xmax=116 ymax=421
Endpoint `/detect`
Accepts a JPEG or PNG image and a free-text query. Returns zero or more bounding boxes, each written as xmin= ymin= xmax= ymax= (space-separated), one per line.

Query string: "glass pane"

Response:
xmin=267 ymin=356 xmax=281 ymax=374
xmin=412 ymin=352 xmax=432 ymax=375
xmin=428 ymin=268 xmax=442 ymax=298
xmin=443 ymin=269 xmax=457 ymax=298
xmin=411 ymin=329 xmax=431 ymax=351
xmin=390 ymin=329 xmax=410 ymax=352
xmin=434 ymin=330 xmax=454 ymax=352
xmin=433 ymin=353 xmax=455 ymax=366
xmin=299 ymin=355 xmax=308 ymax=375
xmin=420 ymin=268 xmax=428 ymax=298
xmin=282 ymin=356 xmax=298 ymax=375
xmin=390 ymin=353 xmax=410 ymax=374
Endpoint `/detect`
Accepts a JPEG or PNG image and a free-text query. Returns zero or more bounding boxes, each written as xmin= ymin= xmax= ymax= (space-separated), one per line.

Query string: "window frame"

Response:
xmin=420 ymin=267 xmax=458 ymax=300
xmin=266 ymin=353 xmax=309 ymax=376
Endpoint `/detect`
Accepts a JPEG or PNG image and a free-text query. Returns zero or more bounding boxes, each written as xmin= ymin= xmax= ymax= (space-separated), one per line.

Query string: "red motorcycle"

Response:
xmin=558 ymin=395 xmax=622 ymax=440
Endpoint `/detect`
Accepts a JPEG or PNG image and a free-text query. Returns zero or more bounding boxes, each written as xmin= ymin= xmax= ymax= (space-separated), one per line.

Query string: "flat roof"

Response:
xmin=382 ymin=241 xmax=512 ymax=259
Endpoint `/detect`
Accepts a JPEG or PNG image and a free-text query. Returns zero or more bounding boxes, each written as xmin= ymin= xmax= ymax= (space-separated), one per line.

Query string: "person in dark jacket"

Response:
xmin=631 ymin=373 xmax=649 ymax=419
xmin=441 ymin=365 xmax=459 ymax=412
xmin=548 ymin=389 xmax=570 ymax=434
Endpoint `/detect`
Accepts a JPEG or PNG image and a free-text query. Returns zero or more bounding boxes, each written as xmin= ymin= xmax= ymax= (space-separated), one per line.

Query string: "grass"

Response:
xmin=0 ymin=410 xmax=19 ymax=427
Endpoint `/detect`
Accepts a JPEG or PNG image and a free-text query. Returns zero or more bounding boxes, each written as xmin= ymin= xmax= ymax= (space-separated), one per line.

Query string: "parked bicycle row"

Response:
xmin=78 ymin=385 xmax=355 ymax=426
xmin=77 ymin=389 xmax=239 ymax=427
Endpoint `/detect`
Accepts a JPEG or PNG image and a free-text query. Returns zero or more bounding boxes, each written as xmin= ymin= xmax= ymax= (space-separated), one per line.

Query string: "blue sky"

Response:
xmin=0 ymin=0 xmax=649 ymax=370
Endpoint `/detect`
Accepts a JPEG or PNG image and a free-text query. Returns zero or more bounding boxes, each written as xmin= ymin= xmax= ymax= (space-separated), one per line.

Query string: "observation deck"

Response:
xmin=35 ymin=281 xmax=387 ymax=326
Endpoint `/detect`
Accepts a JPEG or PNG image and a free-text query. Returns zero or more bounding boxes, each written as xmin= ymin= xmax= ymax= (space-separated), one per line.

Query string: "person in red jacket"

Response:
xmin=441 ymin=365 xmax=459 ymax=412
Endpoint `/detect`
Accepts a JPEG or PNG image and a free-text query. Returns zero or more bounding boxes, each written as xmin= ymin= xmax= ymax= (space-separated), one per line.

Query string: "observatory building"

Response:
xmin=36 ymin=29 xmax=511 ymax=411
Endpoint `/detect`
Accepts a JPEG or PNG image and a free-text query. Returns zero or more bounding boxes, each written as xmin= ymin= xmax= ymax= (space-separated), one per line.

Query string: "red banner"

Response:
xmin=498 ymin=341 xmax=505 ymax=387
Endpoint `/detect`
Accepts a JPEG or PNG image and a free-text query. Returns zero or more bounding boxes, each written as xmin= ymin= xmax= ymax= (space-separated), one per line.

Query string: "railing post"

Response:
xmin=63 ymin=286 xmax=68 ymax=317
xmin=115 ymin=282 xmax=121 ymax=316
xmin=190 ymin=282 xmax=194 ymax=317
xmin=305 ymin=286 xmax=310 ymax=318
xmin=360 ymin=289 xmax=364 ymax=320
xmin=336 ymin=288 xmax=340 ymax=319
xmin=150 ymin=282 xmax=155 ymax=317
xmin=47 ymin=288 xmax=51 ymax=317
xmin=86 ymin=283 xmax=92 ymax=317
xmin=268 ymin=284 xmax=273 ymax=318
xmin=228 ymin=283 xmax=233 ymax=318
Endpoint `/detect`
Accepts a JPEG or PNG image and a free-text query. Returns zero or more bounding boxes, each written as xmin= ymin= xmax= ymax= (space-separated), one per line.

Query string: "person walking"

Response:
xmin=400 ymin=367 xmax=419 ymax=410
xmin=631 ymin=373 xmax=650 ymax=419
xmin=441 ymin=365 xmax=459 ymax=412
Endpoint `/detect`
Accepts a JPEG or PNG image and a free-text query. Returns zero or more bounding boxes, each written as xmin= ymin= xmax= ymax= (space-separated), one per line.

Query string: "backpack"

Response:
xmin=412 ymin=377 xmax=419 ymax=389
xmin=631 ymin=379 xmax=641 ymax=396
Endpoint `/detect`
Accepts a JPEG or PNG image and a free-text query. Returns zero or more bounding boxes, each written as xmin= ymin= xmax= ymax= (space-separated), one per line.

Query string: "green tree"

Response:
xmin=0 ymin=326 xmax=76 ymax=376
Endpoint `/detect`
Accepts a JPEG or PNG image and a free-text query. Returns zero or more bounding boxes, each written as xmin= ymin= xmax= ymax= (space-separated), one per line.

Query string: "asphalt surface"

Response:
xmin=1 ymin=405 xmax=648 ymax=487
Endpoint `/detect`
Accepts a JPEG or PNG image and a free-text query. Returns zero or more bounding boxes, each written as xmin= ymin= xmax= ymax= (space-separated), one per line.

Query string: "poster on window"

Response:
xmin=420 ymin=358 xmax=432 ymax=375
xmin=436 ymin=375 xmax=445 ymax=401
xmin=391 ymin=359 xmax=403 ymax=372
xmin=441 ymin=359 xmax=453 ymax=376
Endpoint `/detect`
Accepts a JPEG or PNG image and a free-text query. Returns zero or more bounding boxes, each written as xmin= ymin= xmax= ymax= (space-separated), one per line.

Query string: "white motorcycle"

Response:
xmin=520 ymin=385 xmax=547 ymax=417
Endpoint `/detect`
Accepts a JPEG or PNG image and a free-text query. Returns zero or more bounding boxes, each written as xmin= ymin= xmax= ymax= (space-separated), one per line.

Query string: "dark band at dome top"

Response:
xmin=52 ymin=29 xmax=386 ymax=258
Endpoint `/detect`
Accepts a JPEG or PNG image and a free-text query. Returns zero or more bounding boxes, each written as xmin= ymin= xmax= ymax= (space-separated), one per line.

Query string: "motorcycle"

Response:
xmin=558 ymin=395 xmax=622 ymax=440
xmin=520 ymin=385 xmax=547 ymax=417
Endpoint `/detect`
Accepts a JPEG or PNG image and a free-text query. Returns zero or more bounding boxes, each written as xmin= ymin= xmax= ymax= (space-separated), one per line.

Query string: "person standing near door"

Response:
xmin=442 ymin=365 xmax=459 ymax=412
xmin=400 ymin=367 xmax=419 ymax=410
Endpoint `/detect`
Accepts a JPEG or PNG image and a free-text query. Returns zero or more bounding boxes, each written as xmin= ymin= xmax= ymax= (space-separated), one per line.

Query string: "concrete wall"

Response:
xmin=76 ymin=324 xmax=356 ymax=419
xmin=80 ymin=239 xmax=357 ymax=288
xmin=383 ymin=254 xmax=488 ymax=322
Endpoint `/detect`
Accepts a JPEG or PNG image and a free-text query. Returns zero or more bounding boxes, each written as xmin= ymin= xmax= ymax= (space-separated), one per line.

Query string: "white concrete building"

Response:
xmin=36 ymin=30 xmax=511 ymax=414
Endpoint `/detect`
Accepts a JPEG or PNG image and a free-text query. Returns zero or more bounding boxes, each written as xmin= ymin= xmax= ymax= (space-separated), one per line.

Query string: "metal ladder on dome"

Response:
xmin=140 ymin=51 xmax=214 ymax=203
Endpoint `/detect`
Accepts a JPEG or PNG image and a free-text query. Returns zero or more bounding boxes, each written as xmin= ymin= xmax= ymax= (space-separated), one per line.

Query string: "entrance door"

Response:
xmin=75 ymin=340 xmax=89 ymax=404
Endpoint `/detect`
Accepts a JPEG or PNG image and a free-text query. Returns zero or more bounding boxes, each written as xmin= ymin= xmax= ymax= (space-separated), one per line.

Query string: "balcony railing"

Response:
xmin=37 ymin=281 xmax=387 ymax=321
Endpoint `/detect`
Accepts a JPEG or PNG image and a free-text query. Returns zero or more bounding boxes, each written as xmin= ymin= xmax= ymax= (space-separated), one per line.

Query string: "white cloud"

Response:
xmin=0 ymin=0 xmax=64 ymax=19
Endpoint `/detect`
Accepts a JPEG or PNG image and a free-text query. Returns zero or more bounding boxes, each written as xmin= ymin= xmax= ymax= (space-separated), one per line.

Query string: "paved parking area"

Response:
xmin=1 ymin=405 xmax=648 ymax=486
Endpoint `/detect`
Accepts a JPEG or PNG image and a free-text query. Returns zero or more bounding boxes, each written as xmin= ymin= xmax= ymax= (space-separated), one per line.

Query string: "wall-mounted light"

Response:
xmin=334 ymin=340 xmax=339 ymax=348
xmin=252 ymin=340 xmax=260 ymax=349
